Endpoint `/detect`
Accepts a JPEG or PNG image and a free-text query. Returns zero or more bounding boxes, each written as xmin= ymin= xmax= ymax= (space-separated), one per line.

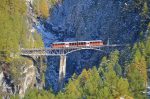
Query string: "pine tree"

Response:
xmin=39 ymin=0 xmax=49 ymax=18
xmin=127 ymin=44 xmax=147 ymax=98
xmin=127 ymin=64 xmax=146 ymax=98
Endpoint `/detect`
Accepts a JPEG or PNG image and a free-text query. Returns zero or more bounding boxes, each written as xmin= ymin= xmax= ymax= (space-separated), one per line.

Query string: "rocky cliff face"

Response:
xmin=0 ymin=59 xmax=36 ymax=98
xmin=19 ymin=64 xmax=36 ymax=98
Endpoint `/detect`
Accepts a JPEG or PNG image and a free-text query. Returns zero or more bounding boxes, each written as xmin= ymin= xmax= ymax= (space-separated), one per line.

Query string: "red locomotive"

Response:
xmin=52 ymin=40 xmax=104 ymax=48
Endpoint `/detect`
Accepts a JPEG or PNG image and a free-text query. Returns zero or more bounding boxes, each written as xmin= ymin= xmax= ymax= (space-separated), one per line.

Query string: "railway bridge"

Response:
xmin=20 ymin=44 xmax=124 ymax=89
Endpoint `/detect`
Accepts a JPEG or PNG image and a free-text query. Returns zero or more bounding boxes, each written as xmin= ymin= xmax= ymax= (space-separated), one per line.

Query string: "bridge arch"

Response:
xmin=66 ymin=48 xmax=106 ymax=55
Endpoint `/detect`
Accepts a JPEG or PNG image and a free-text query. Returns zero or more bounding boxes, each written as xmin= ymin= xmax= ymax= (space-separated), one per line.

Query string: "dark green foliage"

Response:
xmin=114 ymin=63 xmax=122 ymax=76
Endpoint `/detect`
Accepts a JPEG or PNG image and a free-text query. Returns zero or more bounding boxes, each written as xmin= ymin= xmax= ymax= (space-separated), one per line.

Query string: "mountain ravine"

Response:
xmin=34 ymin=0 xmax=149 ymax=91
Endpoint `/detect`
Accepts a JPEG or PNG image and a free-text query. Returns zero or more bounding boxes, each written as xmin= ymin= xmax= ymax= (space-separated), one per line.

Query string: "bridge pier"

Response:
xmin=37 ymin=56 xmax=43 ymax=89
xmin=58 ymin=54 xmax=67 ymax=89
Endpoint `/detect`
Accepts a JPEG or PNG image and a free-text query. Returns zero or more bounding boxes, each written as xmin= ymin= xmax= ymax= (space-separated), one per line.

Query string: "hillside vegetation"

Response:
xmin=33 ymin=0 xmax=58 ymax=18
xmin=0 ymin=0 xmax=44 ymax=53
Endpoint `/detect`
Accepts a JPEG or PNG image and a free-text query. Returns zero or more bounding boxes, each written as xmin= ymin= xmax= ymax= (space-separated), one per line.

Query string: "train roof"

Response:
xmin=52 ymin=40 xmax=103 ymax=44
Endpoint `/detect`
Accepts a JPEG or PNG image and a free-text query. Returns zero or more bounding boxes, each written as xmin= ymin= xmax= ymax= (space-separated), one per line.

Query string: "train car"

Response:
xmin=51 ymin=40 xmax=103 ymax=48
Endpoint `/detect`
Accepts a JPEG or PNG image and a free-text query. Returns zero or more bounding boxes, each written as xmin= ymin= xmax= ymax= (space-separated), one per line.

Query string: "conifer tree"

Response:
xmin=33 ymin=0 xmax=49 ymax=18
xmin=142 ymin=2 xmax=149 ymax=17
xmin=127 ymin=44 xmax=147 ymax=98
xmin=99 ymin=51 xmax=131 ymax=98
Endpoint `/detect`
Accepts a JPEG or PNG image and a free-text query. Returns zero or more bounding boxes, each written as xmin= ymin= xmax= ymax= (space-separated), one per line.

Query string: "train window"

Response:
xmin=82 ymin=42 xmax=85 ymax=45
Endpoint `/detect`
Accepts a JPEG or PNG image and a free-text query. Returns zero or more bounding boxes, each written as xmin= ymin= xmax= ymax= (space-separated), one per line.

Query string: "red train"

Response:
xmin=52 ymin=40 xmax=104 ymax=48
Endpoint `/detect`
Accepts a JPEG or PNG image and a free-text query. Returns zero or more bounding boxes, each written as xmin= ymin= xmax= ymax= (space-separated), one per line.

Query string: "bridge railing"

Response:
xmin=20 ymin=44 xmax=125 ymax=56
